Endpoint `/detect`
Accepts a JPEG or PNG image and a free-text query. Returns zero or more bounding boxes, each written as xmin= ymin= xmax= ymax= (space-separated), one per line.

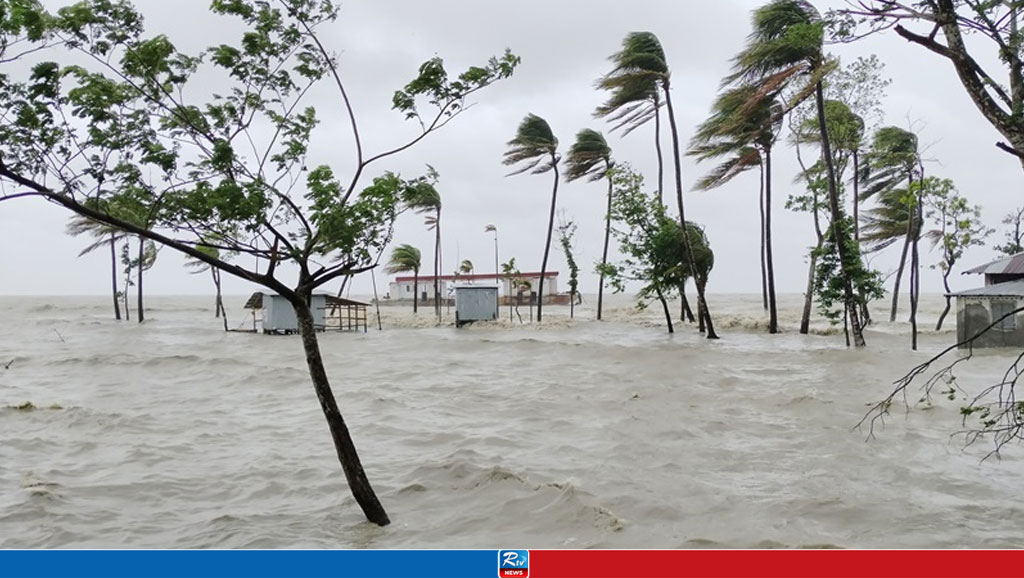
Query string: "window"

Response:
xmin=992 ymin=300 xmax=1018 ymax=331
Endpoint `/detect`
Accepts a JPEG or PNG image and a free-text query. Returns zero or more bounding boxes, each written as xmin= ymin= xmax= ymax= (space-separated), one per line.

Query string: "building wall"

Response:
xmin=388 ymin=279 xmax=452 ymax=301
xmin=957 ymin=296 xmax=1024 ymax=348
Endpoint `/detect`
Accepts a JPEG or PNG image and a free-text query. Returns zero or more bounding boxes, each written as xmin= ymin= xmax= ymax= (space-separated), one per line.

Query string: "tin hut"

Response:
xmin=953 ymin=252 xmax=1024 ymax=348
xmin=243 ymin=292 xmax=369 ymax=334
xmin=454 ymin=285 xmax=499 ymax=327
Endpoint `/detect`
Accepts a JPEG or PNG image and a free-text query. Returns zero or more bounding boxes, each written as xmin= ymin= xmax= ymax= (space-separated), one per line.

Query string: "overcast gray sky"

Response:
xmin=1 ymin=0 xmax=1021 ymax=298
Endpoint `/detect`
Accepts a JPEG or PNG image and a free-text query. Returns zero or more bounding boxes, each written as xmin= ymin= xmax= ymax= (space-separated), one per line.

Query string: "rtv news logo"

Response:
xmin=498 ymin=549 xmax=529 ymax=578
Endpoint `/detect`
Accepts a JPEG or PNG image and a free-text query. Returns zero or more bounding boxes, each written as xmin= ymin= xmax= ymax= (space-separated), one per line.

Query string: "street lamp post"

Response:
xmin=485 ymin=224 xmax=498 ymax=319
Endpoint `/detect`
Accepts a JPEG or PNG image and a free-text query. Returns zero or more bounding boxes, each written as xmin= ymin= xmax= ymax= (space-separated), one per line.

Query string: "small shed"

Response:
xmin=454 ymin=285 xmax=498 ymax=327
xmin=953 ymin=280 xmax=1024 ymax=348
xmin=243 ymin=292 xmax=327 ymax=334
xmin=325 ymin=296 xmax=369 ymax=333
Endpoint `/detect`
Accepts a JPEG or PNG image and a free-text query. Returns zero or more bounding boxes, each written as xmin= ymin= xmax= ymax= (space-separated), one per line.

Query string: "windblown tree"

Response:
xmin=0 ymin=0 xmax=518 ymax=526
xmin=595 ymin=34 xmax=664 ymax=198
xmin=599 ymin=167 xmax=714 ymax=334
xmin=731 ymin=0 xmax=866 ymax=346
xmin=923 ymin=178 xmax=992 ymax=331
xmin=997 ymin=206 xmax=1024 ymax=256
xmin=386 ymin=244 xmax=423 ymax=313
xmin=66 ymin=213 xmax=127 ymax=320
xmin=402 ymin=169 xmax=442 ymax=322
xmin=556 ymin=214 xmax=580 ymax=319
xmin=860 ymin=126 xmax=921 ymax=323
xmin=185 ymin=244 xmax=231 ymax=331
xmin=502 ymin=113 xmax=559 ymax=323
xmin=838 ymin=1 xmax=1024 ymax=172
xmin=690 ymin=85 xmax=782 ymax=333
xmin=598 ymin=31 xmax=717 ymax=338
xmin=563 ymin=128 xmax=613 ymax=320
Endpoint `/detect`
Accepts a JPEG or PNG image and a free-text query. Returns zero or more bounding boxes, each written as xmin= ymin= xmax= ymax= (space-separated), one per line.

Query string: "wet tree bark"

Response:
xmin=654 ymin=94 xmax=664 ymax=203
xmin=292 ymin=291 xmax=390 ymax=526
xmin=657 ymin=288 xmax=674 ymax=334
xmin=137 ymin=237 xmax=144 ymax=323
xmin=680 ymin=286 xmax=696 ymax=323
xmin=800 ymin=249 xmax=819 ymax=335
xmin=765 ymin=148 xmax=778 ymax=334
xmin=110 ymin=234 xmax=121 ymax=321
xmin=759 ymin=164 xmax=768 ymax=312
xmin=537 ymin=155 xmax=560 ymax=323
xmin=598 ymin=173 xmax=613 ymax=321
xmin=936 ymin=269 xmax=953 ymax=331
xmin=890 ymin=234 xmax=911 ymax=323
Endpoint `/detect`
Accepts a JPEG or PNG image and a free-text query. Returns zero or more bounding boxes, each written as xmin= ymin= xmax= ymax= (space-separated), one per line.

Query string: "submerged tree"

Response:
xmin=923 ymin=178 xmax=992 ymax=331
xmin=563 ymin=128 xmax=613 ymax=320
xmin=185 ymin=244 xmax=231 ymax=331
xmin=0 ymin=0 xmax=518 ymax=526
xmin=66 ymin=212 xmax=127 ymax=321
xmin=600 ymin=167 xmax=713 ymax=334
xmin=731 ymin=0 xmax=865 ymax=346
xmin=503 ymin=113 xmax=560 ymax=323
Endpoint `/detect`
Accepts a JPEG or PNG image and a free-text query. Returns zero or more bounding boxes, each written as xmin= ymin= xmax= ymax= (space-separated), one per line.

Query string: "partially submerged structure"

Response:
xmin=388 ymin=271 xmax=561 ymax=305
xmin=243 ymin=292 xmax=368 ymax=334
xmin=454 ymin=285 xmax=499 ymax=327
xmin=953 ymin=253 xmax=1024 ymax=348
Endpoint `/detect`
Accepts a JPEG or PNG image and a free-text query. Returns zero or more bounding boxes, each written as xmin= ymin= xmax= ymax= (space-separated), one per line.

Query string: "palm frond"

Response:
xmin=564 ymin=129 xmax=612 ymax=183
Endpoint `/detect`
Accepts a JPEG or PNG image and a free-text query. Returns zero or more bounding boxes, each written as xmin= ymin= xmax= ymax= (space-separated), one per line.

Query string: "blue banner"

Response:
xmin=0 ymin=550 xmax=504 ymax=578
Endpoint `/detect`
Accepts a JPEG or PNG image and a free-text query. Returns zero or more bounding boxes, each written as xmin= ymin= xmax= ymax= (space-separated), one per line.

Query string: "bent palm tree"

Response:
xmin=730 ymin=0 xmax=863 ymax=346
xmin=386 ymin=244 xmax=422 ymax=313
xmin=66 ymin=214 xmax=126 ymax=321
xmin=503 ymin=113 xmax=560 ymax=322
xmin=595 ymin=34 xmax=664 ymax=198
xmin=564 ymin=128 xmax=614 ymax=320
xmin=403 ymin=177 xmax=442 ymax=321
xmin=690 ymin=86 xmax=782 ymax=333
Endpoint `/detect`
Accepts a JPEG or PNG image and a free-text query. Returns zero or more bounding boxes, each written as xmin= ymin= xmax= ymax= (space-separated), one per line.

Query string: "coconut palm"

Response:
xmin=403 ymin=177 xmax=442 ymax=321
xmin=690 ymin=86 xmax=782 ymax=333
xmin=66 ymin=215 xmax=127 ymax=321
xmin=564 ymin=128 xmax=615 ymax=320
xmin=729 ymin=0 xmax=864 ymax=346
xmin=595 ymin=34 xmax=664 ymax=198
xmin=385 ymin=244 xmax=422 ymax=313
xmin=458 ymin=259 xmax=474 ymax=276
xmin=599 ymin=31 xmax=717 ymax=338
xmin=503 ymin=113 xmax=560 ymax=322
xmin=860 ymin=126 xmax=920 ymax=322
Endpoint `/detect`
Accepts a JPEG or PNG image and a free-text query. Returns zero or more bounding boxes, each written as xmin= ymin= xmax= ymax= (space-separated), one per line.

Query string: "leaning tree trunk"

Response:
xmin=654 ymin=93 xmax=665 ymax=203
xmin=680 ymin=284 xmax=696 ymax=323
xmin=800 ymin=246 xmax=820 ymax=335
xmin=213 ymin=268 xmax=228 ymax=332
xmin=663 ymin=82 xmax=717 ymax=339
xmin=890 ymin=233 xmax=911 ymax=323
xmin=434 ymin=210 xmax=441 ymax=322
xmin=598 ymin=172 xmax=613 ymax=321
xmin=656 ymin=288 xmax=674 ymax=334
xmin=764 ymin=147 xmax=778 ymax=335
xmin=815 ymin=81 xmax=864 ymax=347
xmin=292 ymin=292 xmax=389 ymax=526
xmin=936 ymin=268 xmax=953 ymax=331
xmin=110 ymin=233 xmax=121 ymax=321
xmin=137 ymin=237 xmax=145 ymax=323
xmin=537 ymin=155 xmax=560 ymax=323
xmin=759 ymin=163 xmax=768 ymax=312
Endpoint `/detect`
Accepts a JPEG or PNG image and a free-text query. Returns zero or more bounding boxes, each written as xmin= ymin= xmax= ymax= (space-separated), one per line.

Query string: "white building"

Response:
xmin=388 ymin=272 xmax=559 ymax=302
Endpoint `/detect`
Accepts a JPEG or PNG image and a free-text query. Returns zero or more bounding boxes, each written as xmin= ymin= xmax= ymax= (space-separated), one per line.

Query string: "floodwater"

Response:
xmin=1 ymin=293 xmax=1022 ymax=548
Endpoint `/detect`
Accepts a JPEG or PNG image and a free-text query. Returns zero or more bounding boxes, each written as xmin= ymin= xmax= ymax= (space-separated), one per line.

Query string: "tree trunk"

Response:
xmin=936 ymin=269 xmax=953 ymax=331
xmin=910 ymin=182 xmax=923 ymax=350
xmin=598 ymin=172 xmax=613 ymax=321
xmin=759 ymin=163 xmax=768 ymax=312
xmin=663 ymin=82 xmax=717 ymax=339
xmin=853 ymin=150 xmax=861 ymax=243
xmin=434 ymin=209 xmax=441 ymax=322
xmin=292 ymin=293 xmax=389 ymax=526
xmin=213 ymin=268 xmax=227 ymax=332
xmin=815 ymin=81 xmax=864 ymax=347
xmin=800 ymin=247 xmax=820 ymax=335
xmin=537 ymin=155 xmax=560 ymax=323
xmin=413 ymin=273 xmax=419 ymax=314
xmin=110 ymin=234 xmax=121 ymax=321
xmin=657 ymin=288 xmax=674 ymax=334
xmin=680 ymin=284 xmax=696 ymax=323
xmin=890 ymin=234 xmax=911 ymax=323
xmin=765 ymin=147 xmax=778 ymax=334
xmin=137 ymin=237 xmax=144 ymax=323
xmin=654 ymin=93 xmax=664 ymax=203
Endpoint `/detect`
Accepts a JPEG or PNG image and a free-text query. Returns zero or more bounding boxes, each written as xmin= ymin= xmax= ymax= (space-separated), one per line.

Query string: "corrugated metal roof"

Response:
xmin=952 ymin=280 xmax=1024 ymax=297
xmin=964 ymin=252 xmax=1024 ymax=275
xmin=244 ymin=292 xmax=368 ymax=309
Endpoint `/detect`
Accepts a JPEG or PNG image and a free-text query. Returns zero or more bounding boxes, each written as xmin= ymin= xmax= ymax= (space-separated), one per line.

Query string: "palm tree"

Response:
xmin=690 ymin=85 xmax=782 ymax=333
xmin=503 ymin=113 xmax=560 ymax=322
xmin=595 ymin=34 xmax=664 ymax=198
xmin=459 ymin=259 xmax=474 ymax=276
xmin=729 ymin=0 xmax=863 ymax=346
xmin=66 ymin=215 xmax=127 ymax=321
xmin=860 ymin=126 xmax=920 ymax=323
xmin=403 ymin=177 xmax=442 ymax=322
xmin=564 ymin=128 xmax=615 ymax=321
xmin=385 ymin=244 xmax=422 ymax=313
xmin=185 ymin=245 xmax=229 ymax=331
xmin=599 ymin=31 xmax=717 ymax=337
